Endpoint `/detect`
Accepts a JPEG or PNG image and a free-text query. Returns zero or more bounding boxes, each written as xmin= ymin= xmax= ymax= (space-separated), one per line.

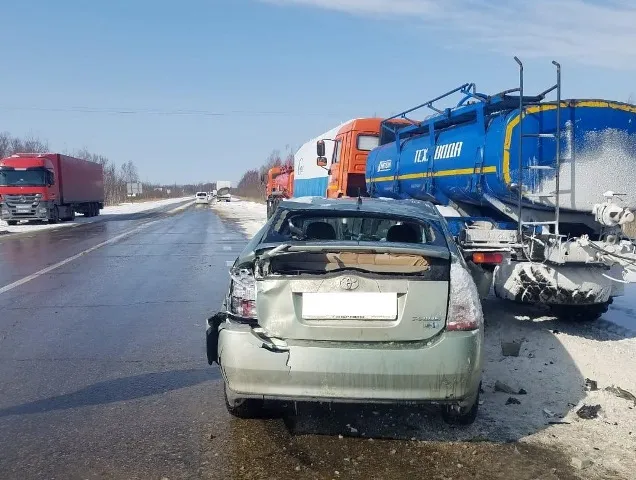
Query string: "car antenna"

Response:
xmin=356 ymin=188 xmax=362 ymax=209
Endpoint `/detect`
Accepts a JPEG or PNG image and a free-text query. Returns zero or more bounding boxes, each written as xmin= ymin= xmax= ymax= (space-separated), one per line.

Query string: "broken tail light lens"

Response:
xmin=446 ymin=261 xmax=484 ymax=331
xmin=229 ymin=269 xmax=257 ymax=319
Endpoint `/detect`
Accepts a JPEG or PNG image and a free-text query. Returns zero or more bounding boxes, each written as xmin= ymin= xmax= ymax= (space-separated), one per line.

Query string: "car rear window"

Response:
xmin=264 ymin=210 xmax=447 ymax=248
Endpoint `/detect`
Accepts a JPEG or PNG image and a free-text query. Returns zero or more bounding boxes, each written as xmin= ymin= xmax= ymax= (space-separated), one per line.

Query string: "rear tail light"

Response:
xmin=447 ymin=261 xmax=484 ymax=331
xmin=229 ymin=269 xmax=257 ymax=319
xmin=472 ymin=252 xmax=503 ymax=264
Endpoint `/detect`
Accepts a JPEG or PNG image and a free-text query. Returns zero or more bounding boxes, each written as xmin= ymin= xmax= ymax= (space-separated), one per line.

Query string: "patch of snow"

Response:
xmin=435 ymin=205 xmax=462 ymax=217
xmin=0 ymin=197 xmax=192 ymax=236
xmin=210 ymin=197 xmax=266 ymax=238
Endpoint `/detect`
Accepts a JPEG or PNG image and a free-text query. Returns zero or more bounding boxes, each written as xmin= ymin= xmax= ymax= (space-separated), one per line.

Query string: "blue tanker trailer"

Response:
xmin=364 ymin=60 xmax=636 ymax=320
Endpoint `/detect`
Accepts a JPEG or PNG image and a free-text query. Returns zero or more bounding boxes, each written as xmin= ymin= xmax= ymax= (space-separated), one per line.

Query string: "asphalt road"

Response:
xmin=0 ymin=204 xmax=580 ymax=480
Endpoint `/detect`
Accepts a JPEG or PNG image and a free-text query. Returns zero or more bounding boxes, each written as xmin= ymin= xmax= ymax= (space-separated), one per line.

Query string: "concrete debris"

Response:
xmin=585 ymin=378 xmax=598 ymax=391
xmin=495 ymin=381 xmax=518 ymax=394
xmin=501 ymin=341 xmax=522 ymax=357
xmin=506 ymin=397 xmax=521 ymax=405
xmin=577 ymin=404 xmax=601 ymax=420
xmin=571 ymin=457 xmax=593 ymax=470
xmin=518 ymin=388 xmax=527 ymax=395
xmin=543 ymin=409 xmax=556 ymax=418
xmin=605 ymin=385 xmax=636 ymax=405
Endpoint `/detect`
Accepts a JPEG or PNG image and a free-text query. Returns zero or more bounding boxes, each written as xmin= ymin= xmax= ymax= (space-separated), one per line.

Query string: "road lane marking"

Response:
xmin=0 ymin=221 xmax=159 ymax=295
xmin=223 ymin=246 xmax=232 ymax=251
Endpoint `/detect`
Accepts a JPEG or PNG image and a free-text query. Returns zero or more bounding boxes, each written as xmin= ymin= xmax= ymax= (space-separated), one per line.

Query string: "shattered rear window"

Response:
xmin=264 ymin=209 xmax=447 ymax=248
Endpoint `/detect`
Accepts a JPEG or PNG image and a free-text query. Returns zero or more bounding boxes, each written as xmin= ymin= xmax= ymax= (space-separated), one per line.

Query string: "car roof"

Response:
xmin=278 ymin=196 xmax=441 ymax=221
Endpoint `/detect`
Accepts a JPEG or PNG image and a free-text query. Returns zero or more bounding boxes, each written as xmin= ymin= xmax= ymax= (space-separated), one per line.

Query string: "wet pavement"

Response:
xmin=0 ymin=205 xmax=582 ymax=479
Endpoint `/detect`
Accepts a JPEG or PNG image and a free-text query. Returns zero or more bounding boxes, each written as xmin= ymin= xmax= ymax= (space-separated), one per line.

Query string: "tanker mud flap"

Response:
xmin=206 ymin=312 xmax=226 ymax=365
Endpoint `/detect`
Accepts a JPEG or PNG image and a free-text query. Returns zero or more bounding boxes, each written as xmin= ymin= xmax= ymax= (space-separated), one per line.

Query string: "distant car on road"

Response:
xmin=195 ymin=192 xmax=209 ymax=205
xmin=206 ymin=196 xmax=484 ymax=425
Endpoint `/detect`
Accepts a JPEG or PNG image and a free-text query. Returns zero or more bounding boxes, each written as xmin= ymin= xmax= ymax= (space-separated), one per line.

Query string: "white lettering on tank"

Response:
xmin=415 ymin=142 xmax=463 ymax=163
xmin=414 ymin=148 xmax=429 ymax=163
xmin=433 ymin=142 xmax=463 ymax=160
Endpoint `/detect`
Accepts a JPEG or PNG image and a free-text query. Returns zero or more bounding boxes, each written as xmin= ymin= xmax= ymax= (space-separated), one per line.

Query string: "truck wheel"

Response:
xmin=550 ymin=301 xmax=611 ymax=322
xmin=224 ymin=383 xmax=265 ymax=419
xmin=7 ymin=220 xmax=18 ymax=226
xmin=441 ymin=384 xmax=480 ymax=426
xmin=48 ymin=207 xmax=60 ymax=224
xmin=69 ymin=209 xmax=76 ymax=221
xmin=93 ymin=203 xmax=100 ymax=216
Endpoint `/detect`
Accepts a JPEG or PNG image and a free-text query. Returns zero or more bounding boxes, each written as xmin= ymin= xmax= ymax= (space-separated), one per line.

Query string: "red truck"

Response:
xmin=0 ymin=153 xmax=105 ymax=225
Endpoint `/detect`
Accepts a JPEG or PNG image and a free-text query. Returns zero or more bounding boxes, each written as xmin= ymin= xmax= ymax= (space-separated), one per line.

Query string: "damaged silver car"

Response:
xmin=207 ymin=197 xmax=484 ymax=425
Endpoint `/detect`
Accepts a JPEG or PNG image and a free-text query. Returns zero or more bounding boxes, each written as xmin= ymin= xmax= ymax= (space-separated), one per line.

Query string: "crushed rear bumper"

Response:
xmin=211 ymin=319 xmax=482 ymax=406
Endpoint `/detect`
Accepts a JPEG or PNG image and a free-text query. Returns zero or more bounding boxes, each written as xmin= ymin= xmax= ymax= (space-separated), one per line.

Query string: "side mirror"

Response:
xmin=317 ymin=157 xmax=328 ymax=168
xmin=317 ymin=140 xmax=326 ymax=157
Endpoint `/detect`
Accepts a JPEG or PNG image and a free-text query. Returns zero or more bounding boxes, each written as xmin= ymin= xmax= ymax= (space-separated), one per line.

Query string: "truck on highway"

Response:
xmin=357 ymin=59 xmax=636 ymax=320
xmin=0 ymin=153 xmax=104 ymax=225
xmin=216 ymin=180 xmax=232 ymax=202
xmin=263 ymin=165 xmax=294 ymax=218
xmin=264 ymin=117 xmax=410 ymax=219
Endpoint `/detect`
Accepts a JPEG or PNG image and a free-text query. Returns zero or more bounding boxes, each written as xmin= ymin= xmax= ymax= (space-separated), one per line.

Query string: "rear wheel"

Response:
xmin=7 ymin=220 xmax=18 ymax=226
xmin=224 ymin=383 xmax=265 ymax=419
xmin=441 ymin=385 xmax=480 ymax=426
xmin=550 ymin=300 xmax=611 ymax=322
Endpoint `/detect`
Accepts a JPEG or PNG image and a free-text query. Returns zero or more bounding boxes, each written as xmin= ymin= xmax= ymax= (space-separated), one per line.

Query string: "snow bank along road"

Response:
xmin=0 ymin=196 xmax=193 ymax=236
xmin=212 ymin=198 xmax=636 ymax=480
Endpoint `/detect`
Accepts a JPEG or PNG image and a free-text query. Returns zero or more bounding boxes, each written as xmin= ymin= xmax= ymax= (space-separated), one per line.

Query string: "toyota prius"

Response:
xmin=206 ymin=197 xmax=484 ymax=425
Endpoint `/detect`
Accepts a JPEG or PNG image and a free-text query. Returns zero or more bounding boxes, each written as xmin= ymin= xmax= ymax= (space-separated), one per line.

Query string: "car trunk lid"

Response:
xmin=254 ymin=244 xmax=449 ymax=342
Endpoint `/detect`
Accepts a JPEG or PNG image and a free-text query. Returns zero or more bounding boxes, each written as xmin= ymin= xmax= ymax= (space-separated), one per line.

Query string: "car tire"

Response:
xmin=441 ymin=385 xmax=480 ymax=426
xmin=7 ymin=220 xmax=18 ymax=226
xmin=223 ymin=383 xmax=265 ymax=419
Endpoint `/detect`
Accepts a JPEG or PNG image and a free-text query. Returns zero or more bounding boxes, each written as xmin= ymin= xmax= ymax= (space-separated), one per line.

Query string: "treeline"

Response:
xmin=235 ymin=147 xmax=294 ymax=200
xmin=0 ymin=131 xmax=185 ymax=205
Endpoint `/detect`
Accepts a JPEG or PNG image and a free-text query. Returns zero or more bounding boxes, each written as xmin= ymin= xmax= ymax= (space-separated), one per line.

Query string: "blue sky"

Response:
xmin=1 ymin=0 xmax=635 ymax=184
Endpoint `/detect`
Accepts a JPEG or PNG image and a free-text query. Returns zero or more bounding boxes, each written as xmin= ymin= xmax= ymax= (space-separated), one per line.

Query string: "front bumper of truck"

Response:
xmin=1 ymin=199 xmax=51 ymax=221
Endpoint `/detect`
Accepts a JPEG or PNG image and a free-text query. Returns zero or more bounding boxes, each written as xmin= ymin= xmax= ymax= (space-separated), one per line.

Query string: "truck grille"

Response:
xmin=4 ymin=194 xmax=39 ymax=206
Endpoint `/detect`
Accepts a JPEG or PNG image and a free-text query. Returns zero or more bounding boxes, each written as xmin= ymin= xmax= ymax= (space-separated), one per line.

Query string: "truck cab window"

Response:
xmin=357 ymin=134 xmax=379 ymax=151
xmin=332 ymin=139 xmax=342 ymax=164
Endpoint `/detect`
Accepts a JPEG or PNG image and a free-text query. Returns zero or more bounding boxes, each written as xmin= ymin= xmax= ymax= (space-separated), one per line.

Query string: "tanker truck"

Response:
xmin=359 ymin=58 xmax=636 ymax=320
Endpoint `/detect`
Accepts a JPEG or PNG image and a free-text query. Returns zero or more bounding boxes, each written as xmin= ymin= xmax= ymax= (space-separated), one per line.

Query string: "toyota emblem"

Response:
xmin=339 ymin=277 xmax=359 ymax=290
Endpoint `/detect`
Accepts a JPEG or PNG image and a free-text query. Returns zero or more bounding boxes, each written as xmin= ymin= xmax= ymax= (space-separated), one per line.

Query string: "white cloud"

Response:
xmin=261 ymin=0 xmax=636 ymax=69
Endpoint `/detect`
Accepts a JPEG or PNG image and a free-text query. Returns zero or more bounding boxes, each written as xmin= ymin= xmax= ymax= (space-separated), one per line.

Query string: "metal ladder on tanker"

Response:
xmin=514 ymin=57 xmax=563 ymax=237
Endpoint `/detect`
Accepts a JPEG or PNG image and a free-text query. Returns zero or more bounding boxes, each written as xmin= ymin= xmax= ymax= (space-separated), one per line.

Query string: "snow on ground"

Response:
xmin=213 ymin=196 xmax=636 ymax=479
xmin=209 ymin=197 xmax=266 ymax=238
xmin=0 ymin=197 xmax=192 ymax=236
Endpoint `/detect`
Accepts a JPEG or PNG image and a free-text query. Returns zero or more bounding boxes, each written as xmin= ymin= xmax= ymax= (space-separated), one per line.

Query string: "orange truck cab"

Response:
xmin=316 ymin=117 xmax=413 ymax=198
xmin=317 ymin=118 xmax=382 ymax=198
xmin=263 ymin=165 xmax=294 ymax=218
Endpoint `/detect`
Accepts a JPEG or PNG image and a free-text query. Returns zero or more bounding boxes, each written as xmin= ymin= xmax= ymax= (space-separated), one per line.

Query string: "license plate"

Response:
xmin=302 ymin=292 xmax=397 ymax=320
xmin=16 ymin=205 xmax=31 ymax=212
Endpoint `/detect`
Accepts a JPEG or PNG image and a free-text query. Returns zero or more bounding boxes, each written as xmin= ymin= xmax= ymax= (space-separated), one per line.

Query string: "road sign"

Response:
xmin=127 ymin=182 xmax=143 ymax=196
